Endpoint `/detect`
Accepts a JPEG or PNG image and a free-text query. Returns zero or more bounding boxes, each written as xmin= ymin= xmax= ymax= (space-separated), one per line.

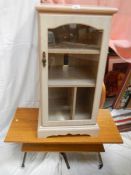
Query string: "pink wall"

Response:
xmin=41 ymin=0 xmax=131 ymax=62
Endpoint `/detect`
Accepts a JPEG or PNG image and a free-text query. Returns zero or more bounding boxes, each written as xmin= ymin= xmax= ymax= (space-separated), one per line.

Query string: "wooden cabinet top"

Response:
xmin=36 ymin=3 xmax=117 ymax=15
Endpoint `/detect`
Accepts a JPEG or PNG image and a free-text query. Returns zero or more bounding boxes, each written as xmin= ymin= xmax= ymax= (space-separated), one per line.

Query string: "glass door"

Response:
xmin=47 ymin=23 xmax=102 ymax=126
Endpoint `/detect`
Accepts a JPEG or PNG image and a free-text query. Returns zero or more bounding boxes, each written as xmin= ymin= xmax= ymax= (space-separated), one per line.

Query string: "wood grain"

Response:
xmin=5 ymin=108 xmax=123 ymax=144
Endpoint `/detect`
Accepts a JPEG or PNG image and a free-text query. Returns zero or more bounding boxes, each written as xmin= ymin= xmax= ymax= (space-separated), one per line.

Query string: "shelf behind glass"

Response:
xmin=48 ymin=66 xmax=96 ymax=87
xmin=48 ymin=42 xmax=100 ymax=55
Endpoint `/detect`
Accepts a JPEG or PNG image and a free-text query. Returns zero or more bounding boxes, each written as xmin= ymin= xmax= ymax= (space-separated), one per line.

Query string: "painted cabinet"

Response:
xmin=36 ymin=4 xmax=117 ymax=137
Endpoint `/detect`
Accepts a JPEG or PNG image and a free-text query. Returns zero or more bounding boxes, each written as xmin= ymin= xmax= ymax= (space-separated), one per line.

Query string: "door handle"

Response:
xmin=42 ymin=52 xmax=46 ymax=67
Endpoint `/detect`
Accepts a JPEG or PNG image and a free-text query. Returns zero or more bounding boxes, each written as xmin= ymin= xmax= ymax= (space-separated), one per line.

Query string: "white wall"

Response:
xmin=0 ymin=0 xmax=40 ymax=138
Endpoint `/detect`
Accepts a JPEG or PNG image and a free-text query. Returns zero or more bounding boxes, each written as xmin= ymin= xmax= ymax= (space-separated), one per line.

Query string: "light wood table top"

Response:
xmin=5 ymin=108 xmax=123 ymax=145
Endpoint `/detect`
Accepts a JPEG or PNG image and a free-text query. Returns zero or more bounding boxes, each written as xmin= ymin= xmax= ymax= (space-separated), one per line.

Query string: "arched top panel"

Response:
xmin=48 ymin=23 xmax=103 ymax=46
xmin=40 ymin=13 xmax=110 ymax=30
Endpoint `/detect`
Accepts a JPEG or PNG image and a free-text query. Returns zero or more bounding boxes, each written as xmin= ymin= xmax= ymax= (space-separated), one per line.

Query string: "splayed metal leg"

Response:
xmin=21 ymin=152 xmax=27 ymax=168
xmin=98 ymin=152 xmax=103 ymax=169
xmin=60 ymin=152 xmax=70 ymax=169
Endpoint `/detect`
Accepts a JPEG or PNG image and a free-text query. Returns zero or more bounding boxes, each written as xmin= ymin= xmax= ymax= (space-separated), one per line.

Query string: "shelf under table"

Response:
xmin=48 ymin=66 xmax=96 ymax=87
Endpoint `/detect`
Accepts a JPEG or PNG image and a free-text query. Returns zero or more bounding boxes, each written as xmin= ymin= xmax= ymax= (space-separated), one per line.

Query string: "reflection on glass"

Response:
xmin=47 ymin=24 xmax=102 ymax=122
xmin=48 ymin=24 xmax=102 ymax=48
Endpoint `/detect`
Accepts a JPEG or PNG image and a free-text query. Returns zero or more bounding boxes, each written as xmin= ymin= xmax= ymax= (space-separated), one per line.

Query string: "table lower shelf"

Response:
xmin=22 ymin=143 xmax=105 ymax=152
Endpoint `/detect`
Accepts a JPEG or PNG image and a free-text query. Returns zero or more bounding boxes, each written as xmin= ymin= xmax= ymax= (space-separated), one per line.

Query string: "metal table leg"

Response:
xmin=21 ymin=152 xmax=103 ymax=169
xmin=98 ymin=152 xmax=103 ymax=169
xmin=21 ymin=152 xmax=27 ymax=168
xmin=60 ymin=152 xmax=70 ymax=169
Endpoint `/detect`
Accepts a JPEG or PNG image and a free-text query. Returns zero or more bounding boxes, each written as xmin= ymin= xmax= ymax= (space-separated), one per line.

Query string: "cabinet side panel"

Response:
xmin=91 ymin=17 xmax=112 ymax=121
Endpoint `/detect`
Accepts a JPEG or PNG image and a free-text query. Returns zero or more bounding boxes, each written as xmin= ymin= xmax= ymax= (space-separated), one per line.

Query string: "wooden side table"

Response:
xmin=5 ymin=108 xmax=122 ymax=169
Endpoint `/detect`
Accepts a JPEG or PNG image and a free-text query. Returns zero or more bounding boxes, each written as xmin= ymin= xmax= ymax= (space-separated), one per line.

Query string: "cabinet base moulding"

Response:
xmin=37 ymin=124 xmax=99 ymax=138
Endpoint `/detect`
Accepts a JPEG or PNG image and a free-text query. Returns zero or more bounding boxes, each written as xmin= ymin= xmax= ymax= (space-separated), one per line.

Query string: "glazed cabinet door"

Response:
xmin=38 ymin=13 xmax=111 ymax=126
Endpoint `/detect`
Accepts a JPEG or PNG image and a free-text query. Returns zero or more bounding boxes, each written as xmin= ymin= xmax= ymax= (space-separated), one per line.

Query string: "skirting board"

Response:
xmin=38 ymin=108 xmax=99 ymax=138
xmin=38 ymin=124 xmax=99 ymax=138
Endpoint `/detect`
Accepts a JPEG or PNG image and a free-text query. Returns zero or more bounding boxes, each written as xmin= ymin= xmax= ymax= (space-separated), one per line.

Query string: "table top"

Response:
xmin=5 ymin=108 xmax=123 ymax=144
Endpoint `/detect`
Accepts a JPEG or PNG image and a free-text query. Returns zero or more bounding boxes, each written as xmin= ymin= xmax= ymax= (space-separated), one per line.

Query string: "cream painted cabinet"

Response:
xmin=36 ymin=4 xmax=117 ymax=138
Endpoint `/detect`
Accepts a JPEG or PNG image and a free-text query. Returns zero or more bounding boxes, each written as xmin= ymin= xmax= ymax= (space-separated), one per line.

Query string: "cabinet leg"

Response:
xmin=60 ymin=152 xmax=70 ymax=169
xmin=21 ymin=152 xmax=27 ymax=168
xmin=98 ymin=152 xmax=103 ymax=169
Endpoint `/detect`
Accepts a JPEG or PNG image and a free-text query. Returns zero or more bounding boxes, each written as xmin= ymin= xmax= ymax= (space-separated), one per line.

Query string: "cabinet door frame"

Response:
xmin=38 ymin=13 xmax=111 ymax=126
xmin=38 ymin=13 xmax=49 ymax=125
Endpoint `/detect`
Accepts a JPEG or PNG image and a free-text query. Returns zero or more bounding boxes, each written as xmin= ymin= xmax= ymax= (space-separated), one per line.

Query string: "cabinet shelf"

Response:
xmin=49 ymin=107 xmax=71 ymax=121
xmin=48 ymin=66 xmax=96 ymax=87
xmin=48 ymin=87 xmax=94 ymax=122
xmin=48 ymin=88 xmax=72 ymax=121
xmin=75 ymin=87 xmax=94 ymax=120
xmin=48 ymin=42 xmax=100 ymax=55
xmin=74 ymin=112 xmax=91 ymax=120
